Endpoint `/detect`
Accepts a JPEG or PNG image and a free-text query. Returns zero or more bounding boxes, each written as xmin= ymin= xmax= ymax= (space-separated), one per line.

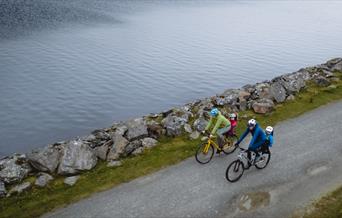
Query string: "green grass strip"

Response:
xmin=1 ymin=71 xmax=342 ymax=218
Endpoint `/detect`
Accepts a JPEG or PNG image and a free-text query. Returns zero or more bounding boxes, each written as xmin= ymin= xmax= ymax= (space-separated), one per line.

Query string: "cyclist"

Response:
xmin=235 ymin=119 xmax=266 ymax=168
xmin=264 ymin=126 xmax=274 ymax=148
xmin=228 ymin=112 xmax=238 ymax=135
xmin=202 ymin=108 xmax=231 ymax=153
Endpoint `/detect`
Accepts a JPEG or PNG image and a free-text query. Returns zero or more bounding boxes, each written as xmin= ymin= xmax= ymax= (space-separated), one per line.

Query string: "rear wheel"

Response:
xmin=226 ymin=160 xmax=244 ymax=182
xmin=195 ymin=143 xmax=214 ymax=164
xmin=222 ymin=135 xmax=239 ymax=154
xmin=255 ymin=150 xmax=271 ymax=169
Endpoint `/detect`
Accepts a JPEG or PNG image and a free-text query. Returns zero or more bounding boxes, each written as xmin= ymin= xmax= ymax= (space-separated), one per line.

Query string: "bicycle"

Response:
xmin=225 ymin=145 xmax=271 ymax=182
xmin=195 ymin=132 xmax=239 ymax=164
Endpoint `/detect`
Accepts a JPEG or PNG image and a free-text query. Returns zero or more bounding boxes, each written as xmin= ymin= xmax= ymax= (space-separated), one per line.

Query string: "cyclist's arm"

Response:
xmin=237 ymin=128 xmax=249 ymax=144
xmin=205 ymin=117 xmax=213 ymax=131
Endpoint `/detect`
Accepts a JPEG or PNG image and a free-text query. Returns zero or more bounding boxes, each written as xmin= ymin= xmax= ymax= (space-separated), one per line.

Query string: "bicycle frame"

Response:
xmin=202 ymin=137 xmax=220 ymax=153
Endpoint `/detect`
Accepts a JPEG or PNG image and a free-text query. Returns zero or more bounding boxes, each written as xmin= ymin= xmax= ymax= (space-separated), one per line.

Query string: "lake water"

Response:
xmin=1 ymin=0 xmax=342 ymax=156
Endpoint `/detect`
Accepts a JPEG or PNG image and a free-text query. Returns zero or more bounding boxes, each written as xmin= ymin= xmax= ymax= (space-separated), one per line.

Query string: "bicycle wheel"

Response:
xmin=255 ymin=151 xmax=271 ymax=169
xmin=222 ymin=135 xmax=239 ymax=154
xmin=195 ymin=143 xmax=214 ymax=164
xmin=226 ymin=160 xmax=244 ymax=182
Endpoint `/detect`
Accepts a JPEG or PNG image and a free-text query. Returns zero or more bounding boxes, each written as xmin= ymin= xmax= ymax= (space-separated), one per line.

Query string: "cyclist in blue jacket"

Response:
xmin=235 ymin=119 xmax=266 ymax=168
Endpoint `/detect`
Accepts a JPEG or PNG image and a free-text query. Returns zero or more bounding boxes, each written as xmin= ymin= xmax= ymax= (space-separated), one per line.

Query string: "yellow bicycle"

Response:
xmin=195 ymin=132 xmax=238 ymax=164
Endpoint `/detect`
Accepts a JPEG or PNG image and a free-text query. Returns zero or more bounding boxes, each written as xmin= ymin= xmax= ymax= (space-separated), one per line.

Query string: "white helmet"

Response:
xmin=229 ymin=113 xmax=237 ymax=119
xmin=247 ymin=119 xmax=256 ymax=127
xmin=265 ymin=126 xmax=273 ymax=134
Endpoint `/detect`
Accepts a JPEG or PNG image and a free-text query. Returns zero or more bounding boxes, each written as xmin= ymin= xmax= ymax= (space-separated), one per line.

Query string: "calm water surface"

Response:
xmin=1 ymin=1 xmax=342 ymax=156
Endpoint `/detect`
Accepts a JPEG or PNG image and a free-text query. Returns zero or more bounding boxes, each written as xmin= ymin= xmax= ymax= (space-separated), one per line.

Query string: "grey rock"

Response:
xmin=315 ymin=76 xmax=331 ymax=87
xmin=193 ymin=118 xmax=208 ymax=132
xmin=27 ymin=145 xmax=61 ymax=173
xmin=277 ymin=71 xmax=308 ymax=94
xmin=325 ymin=58 xmax=342 ymax=68
xmin=252 ymin=98 xmax=275 ymax=114
xmin=93 ymin=140 xmax=111 ymax=160
xmin=184 ymin=124 xmax=193 ymax=133
xmin=91 ymin=129 xmax=111 ymax=141
xmin=125 ymin=118 xmax=148 ymax=141
xmin=286 ymin=95 xmax=295 ymax=101
xmin=107 ymin=161 xmax=122 ymax=168
xmin=142 ymin=138 xmax=158 ymax=149
xmin=0 ymin=181 xmax=6 ymax=197
xmin=35 ymin=172 xmax=53 ymax=187
xmin=7 ymin=182 xmax=31 ymax=196
xmin=270 ymin=81 xmax=287 ymax=103
xmin=115 ymin=125 xmax=128 ymax=136
xmin=331 ymin=60 xmax=342 ymax=71
xmin=252 ymin=83 xmax=272 ymax=100
xmin=322 ymin=70 xmax=334 ymax=78
xmin=124 ymin=140 xmax=142 ymax=156
xmin=189 ymin=131 xmax=200 ymax=140
xmin=58 ymin=140 xmax=98 ymax=175
xmin=107 ymin=134 xmax=129 ymax=160
xmin=327 ymin=85 xmax=337 ymax=90
xmin=214 ymin=89 xmax=240 ymax=106
xmin=0 ymin=157 xmax=31 ymax=184
xmin=132 ymin=147 xmax=144 ymax=156
xmin=64 ymin=176 xmax=80 ymax=186
xmin=162 ymin=115 xmax=187 ymax=136
xmin=147 ymin=121 xmax=165 ymax=139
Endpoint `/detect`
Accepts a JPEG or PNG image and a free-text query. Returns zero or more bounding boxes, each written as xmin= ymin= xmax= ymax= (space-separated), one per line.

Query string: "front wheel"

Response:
xmin=222 ymin=135 xmax=239 ymax=154
xmin=255 ymin=151 xmax=271 ymax=169
xmin=195 ymin=143 xmax=214 ymax=164
xmin=226 ymin=160 xmax=244 ymax=182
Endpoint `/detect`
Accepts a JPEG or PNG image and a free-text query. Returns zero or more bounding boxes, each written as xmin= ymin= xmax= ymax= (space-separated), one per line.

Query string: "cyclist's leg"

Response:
xmin=217 ymin=126 xmax=230 ymax=148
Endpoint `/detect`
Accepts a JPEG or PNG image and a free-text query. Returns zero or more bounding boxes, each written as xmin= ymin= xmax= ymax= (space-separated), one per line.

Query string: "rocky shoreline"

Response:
xmin=1 ymin=58 xmax=341 ymax=198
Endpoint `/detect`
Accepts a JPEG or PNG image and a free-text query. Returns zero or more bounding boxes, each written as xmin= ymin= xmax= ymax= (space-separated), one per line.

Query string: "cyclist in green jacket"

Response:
xmin=203 ymin=108 xmax=231 ymax=152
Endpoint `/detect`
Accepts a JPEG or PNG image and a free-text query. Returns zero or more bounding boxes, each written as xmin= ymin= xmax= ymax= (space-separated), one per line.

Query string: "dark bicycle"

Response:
xmin=225 ymin=145 xmax=271 ymax=182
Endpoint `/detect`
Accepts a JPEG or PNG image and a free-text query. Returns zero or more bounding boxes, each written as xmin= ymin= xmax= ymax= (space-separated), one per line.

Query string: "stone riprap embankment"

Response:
xmin=0 ymin=58 xmax=341 ymax=198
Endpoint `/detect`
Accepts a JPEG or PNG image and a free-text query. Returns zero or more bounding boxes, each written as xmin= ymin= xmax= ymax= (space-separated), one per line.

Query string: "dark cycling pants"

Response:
xmin=217 ymin=125 xmax=230 ymax=148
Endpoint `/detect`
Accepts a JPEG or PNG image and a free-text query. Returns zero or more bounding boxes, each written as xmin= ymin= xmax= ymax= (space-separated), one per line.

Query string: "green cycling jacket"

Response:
xmin=205 ymin=112 xmax=231 ymax=135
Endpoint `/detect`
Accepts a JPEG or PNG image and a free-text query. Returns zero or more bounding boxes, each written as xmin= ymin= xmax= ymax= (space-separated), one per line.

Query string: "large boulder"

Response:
xmin=57 ymin=140 xmax=98 ymax=175
xmin=107 ymin=134 xmax=129 ymax=160
xmin=0 ymin=156 xmax=31 ymax=184
xmin=161 ymin=115 xmax=187 ymax=136
xmin=252 ymin=83 xmax=272 ymax=100
xmin=35 ymin=172 xmax=53 ymax=187
xmin=252 ymin=99 xmax=275 ymax=114
xmin=270 ymin=81 xmax=287 ymax=103
xmin=214 ymin=89 xmax=240 ymax=106
xmin=193 ymin=118 xmax=208 ymax=132
xmin=124 ymin=140 xmax=142 ymax=156
xmin=0 ymin=181 xmax=6 ymax=197
xmin=93 ymin=140 xmax=112 ymax=160
xmin=27 ymin=145 xmax=61 ymax=173
xmin=147 ymin=121 xmax=165 ymax=139
xmin=125 ymin=118 xmax=148 ymax=141
xmin=275 ymin=71 xmax=309 ymax=95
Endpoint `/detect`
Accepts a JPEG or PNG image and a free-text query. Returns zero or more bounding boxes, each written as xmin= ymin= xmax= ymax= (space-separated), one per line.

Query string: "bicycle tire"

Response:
xmin=195 ymin=143 xmax=214 ymax=164
xmin=222 ymin=135 xmax=239 ymax=155
xmin=255 ymin=150 xmax=271 ymax=169
xmin=226 ymin=159 xmax=244 ymax=182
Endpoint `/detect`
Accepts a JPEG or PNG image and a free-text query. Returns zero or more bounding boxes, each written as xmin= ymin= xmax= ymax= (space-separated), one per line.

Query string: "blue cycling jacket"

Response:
xmin=237 ymin=123 xmax=266 ymax=150
xmin=266 ymin=134 xmax=274 ymax=147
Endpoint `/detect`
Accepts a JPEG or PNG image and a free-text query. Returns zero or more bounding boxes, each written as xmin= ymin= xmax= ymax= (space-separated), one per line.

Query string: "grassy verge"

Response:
xmin=298 ymin=186 xmax=342 ymax=218
xmin=1 ymin=71 xmax=342 ymax=218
